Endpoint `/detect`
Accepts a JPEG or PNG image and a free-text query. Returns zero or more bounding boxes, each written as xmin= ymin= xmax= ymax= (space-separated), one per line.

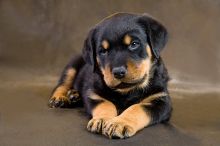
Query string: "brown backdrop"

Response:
xmin=0 ymin=1 xmax=219 ymax=146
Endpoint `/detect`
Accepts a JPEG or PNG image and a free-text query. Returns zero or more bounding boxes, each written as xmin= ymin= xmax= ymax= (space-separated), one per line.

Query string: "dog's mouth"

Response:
xmin=112 ymin=74 xmax=147 ymax=89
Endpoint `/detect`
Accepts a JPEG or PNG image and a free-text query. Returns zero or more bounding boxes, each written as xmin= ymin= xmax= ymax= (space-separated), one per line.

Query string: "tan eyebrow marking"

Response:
xmin=102 ymin=40 xmax=109 ymax=49
xmin=123 ymin=34 xmax=132 ymax=45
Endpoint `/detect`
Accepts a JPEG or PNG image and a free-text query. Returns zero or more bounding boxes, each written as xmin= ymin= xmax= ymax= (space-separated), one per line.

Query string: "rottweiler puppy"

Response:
xmin=49 ymin=13 xmax=172 ymax=139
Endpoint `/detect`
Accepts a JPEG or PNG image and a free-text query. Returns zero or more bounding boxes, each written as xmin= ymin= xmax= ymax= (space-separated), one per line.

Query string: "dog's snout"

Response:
xmin=112 ymin=66 xmax=127 ymax=79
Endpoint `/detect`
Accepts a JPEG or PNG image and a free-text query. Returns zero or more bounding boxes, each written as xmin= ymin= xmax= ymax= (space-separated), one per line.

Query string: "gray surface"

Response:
xmin=0 ymin=0 xmax=220 ymax=146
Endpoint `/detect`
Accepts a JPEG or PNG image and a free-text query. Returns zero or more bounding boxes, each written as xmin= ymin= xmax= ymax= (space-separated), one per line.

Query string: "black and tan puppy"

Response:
xmin=49 ymin=13 xmax=172 ymax=139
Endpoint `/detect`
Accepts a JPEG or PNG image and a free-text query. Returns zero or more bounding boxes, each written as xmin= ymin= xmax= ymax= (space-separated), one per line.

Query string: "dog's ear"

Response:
xmin=82 ymin=28 xmax=97 ymax=71
xmin=137 ymin=14 xmax=168 ymax=59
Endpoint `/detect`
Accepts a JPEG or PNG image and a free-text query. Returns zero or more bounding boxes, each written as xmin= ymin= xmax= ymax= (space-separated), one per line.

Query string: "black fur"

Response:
xmin=137 ymin=14 xmax=168 ymax=59
xmin=51 ymin=13 xmax=172 ymax=126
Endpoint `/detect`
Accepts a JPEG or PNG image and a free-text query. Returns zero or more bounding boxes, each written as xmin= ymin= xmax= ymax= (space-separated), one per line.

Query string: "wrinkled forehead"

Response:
xmin=96 ymin=17 xmax=146 ymax=43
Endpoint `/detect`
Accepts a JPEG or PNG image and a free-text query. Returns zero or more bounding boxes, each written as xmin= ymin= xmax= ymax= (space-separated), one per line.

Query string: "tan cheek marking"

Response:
xmin=116 ymin=59 xmax=148 ymax=93
xmin=101 ymin=65 xmax=120 ymax=87
xmin=96 ymin=57 xmax=100 ymax=65
xmin=116 ymin=58 xmax=148 ymax=93
xmin=123 ymin=34 xmax=132 ymax=45
xmin=146 ymin=45 xmax=152 ymax=58
xmin=117 ymin=59 xmax=149 ymax=93
xmin=102 ymin=40 xmax=109 ymax=50
xmin=52 ymin=68 xmax=76 ymax=98
xmin=118 ymin=104 xmax=151 ymax=131
xmin=101 ymin=65 xmax=112 ymax=86
xmin=126 ymin=59 xmax=148 ymax=81
xmin=138 ymin=45 xmax=153 ymax=88
xmin=118 ymin=45 xmax=152 ymax=92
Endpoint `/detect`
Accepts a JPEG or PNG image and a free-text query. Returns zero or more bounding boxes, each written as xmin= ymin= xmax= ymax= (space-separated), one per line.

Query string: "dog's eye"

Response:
xmin=128 ymin=41 xmax=140 ymax=51
xmin=99 ymin=49 xmax=108 ymax=55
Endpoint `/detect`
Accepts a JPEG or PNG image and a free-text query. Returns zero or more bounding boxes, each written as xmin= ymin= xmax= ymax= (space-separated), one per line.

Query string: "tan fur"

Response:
xmin=123 ymin=34 xmax=132 ymax=45
xmin=52 ymin=86 xmax=68 ymax=100
xmin=118 ymin=104 xmax=151 ymax=131
xmin=101 ymin=65 xmax=121 ymax=87
xmin=102 ymin=40 xmax=109 ymax=50
xmin=102 ymin=91 xmax=166 ymax=138
xmin=96 ymin=57 xmax=100 ymax=65
xmin=138 ymin=46 xmax=153 ymax=88
xmin=125 ymin=59 xmax=148 ymax=82
xmin=141 ymin=92 xmax=167 ymax=105
xmin=88 ymin=91 xmax=117 ymax=118
xmin=103 ymin=104 xmax=150 ymax=138
xmin=116 ymin=87 xmax=135 ymax=94
xmin=100 ymin=45 xmax=152 ymax=92
xmin=51 ymin=68 xmax=76 ymax=100
xmin=93 ymin=102 xmax=117 ymax=119
xmin=87 ymin=91 xmax=117 ymax=133
xmin=116 ymin=45 xmax=152 ymax=93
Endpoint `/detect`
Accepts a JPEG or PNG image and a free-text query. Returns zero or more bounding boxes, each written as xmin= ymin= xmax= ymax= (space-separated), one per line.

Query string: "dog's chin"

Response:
xmin=113 ymin=82 xmax=139 ymax=89
xmin=110 ymin=74 xmax=147 ymax=89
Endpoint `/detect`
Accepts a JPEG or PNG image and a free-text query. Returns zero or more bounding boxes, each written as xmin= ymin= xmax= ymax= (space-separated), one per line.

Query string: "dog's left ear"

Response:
xmin=82 ymin=28 xmax=97 ymax=71
xmin=137 ymin=14 xmax=168 ymax=59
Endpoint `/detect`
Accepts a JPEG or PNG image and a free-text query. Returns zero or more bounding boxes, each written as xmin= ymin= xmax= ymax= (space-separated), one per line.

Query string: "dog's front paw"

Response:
xmin=102 ymin=117 xmax=136 ymax=139
xmin=48 ymin=95 xmax=70 ymax=108
xmin=87 ymin=117 xmax=110 ymax=134
xmin=67 ymin=89 xmax=81 ymax=103
xmin=49 ymin=89 xmax=81 ymax=108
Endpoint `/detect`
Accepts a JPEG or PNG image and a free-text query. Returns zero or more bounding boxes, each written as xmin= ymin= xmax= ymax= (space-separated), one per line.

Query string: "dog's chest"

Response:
xmin=110 ymin=90 xmax=145 ymax=112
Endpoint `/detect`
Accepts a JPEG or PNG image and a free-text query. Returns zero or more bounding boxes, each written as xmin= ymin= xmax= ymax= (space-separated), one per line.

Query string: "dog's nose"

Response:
xmin=112 ymin=66 xmax=127 ymax=79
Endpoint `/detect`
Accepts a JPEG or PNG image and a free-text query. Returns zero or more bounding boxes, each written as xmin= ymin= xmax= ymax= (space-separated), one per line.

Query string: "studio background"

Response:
xmin=0 ymin=1 xmax=219 ymax=146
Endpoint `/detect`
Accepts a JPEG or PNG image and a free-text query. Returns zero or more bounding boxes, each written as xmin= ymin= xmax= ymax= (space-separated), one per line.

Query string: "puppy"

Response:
xmin=49 ymin=13 xmax=172 ymax=139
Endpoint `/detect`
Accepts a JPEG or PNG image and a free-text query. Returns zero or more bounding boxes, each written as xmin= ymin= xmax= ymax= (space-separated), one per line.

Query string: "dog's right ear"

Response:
xmin=82 ymin=28 xmax=97 ymax=71
xmin=137 ymin=14 xmax=168 ymax=59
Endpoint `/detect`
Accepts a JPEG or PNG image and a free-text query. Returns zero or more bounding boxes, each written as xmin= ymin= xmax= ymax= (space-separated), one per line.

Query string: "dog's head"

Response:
xmin=83 ymin=13 xmax=168 ymax=91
